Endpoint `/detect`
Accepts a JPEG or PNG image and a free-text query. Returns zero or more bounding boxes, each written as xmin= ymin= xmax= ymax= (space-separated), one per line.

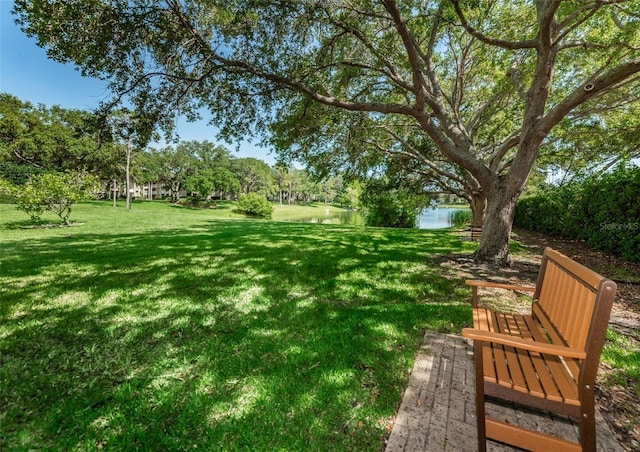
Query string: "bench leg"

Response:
xmin=580 ymin=395 xmax=597 ymax=452
xmin=473 ymin=341 xmax=487 ymax=452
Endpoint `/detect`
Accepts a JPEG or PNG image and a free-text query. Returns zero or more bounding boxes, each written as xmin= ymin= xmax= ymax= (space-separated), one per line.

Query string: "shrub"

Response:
xmin=514 ymin=165 xmax=640 ymax=262
xmin=13 ymin=172 xmax=101 ymax=225
xmin=236 ymin=193 xmax=273 ymax=218
xmin=362 ymin=190 xmax=419 ymax=228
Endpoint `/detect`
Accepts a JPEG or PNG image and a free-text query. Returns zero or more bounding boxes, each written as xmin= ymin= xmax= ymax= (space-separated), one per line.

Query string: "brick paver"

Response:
xmin=386 ymin=331 xmax=622 ymax=451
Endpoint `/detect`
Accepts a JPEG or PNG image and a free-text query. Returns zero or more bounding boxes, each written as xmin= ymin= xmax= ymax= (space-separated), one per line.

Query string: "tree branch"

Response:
xmin=373 ymin=125 xmax=467 ymax=186
xmin=382 ymin=0 xmax=427 ymax=110
xmin=540 ymin=59 xmax=640 ymax=134
xmin=324 ymin=16 xmax=413 ymax=93
xmin=451 ymin=0 xmax=537 ymax=50
xmin=165 ymin=0 xmax=415 ymax=117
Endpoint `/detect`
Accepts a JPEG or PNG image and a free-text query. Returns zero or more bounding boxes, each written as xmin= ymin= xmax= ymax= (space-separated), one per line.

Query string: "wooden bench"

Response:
xmin=470 ymin=224 xmax=483 ymax=241
xmin=462 ymin=247 xmax=617 ymax=452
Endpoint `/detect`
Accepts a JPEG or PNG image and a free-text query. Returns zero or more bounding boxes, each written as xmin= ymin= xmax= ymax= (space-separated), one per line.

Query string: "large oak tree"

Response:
xmin=14 ymin=0 xmax=640 ymax=263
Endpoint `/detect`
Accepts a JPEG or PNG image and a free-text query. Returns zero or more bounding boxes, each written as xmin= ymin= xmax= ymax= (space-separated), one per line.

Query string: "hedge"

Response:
xmin=514 ymin=165 xmax=640 ymax=263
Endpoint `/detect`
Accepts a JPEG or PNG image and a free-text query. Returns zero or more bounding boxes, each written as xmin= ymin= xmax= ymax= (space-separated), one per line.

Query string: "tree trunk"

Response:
xmin=112 ymin=179 xmax=118 ymax=207
xmin=125 ymin=137 xmax=132 ymax=210
xmin=474 ymin=186 xmax=519 ymax=265
xmin=470 ymin=191 xmax=487 ymax=229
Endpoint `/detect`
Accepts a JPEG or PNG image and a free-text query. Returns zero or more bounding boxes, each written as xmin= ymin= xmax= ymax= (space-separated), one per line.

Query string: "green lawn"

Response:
xmin=0 ymin=201 xmax=476 ymax=450
xmin=272 ymin=202 xmax=348 ymax=218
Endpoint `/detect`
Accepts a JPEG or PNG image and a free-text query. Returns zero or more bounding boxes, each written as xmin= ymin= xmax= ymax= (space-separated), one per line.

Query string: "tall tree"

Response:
xmin=137 ymin=149 xmax=165 ymax=200
xmin=156 ymin=144 xmax=200 ymax=202
xmin=108 ymin=111 xmax=145 ymax=209
xmin=210 ymin=166 xmax=241 ymax=199
xmin=233 ymin=157 xmax=276 ymax=196
xmin=14 ymin=1 xmax=640 ymax=263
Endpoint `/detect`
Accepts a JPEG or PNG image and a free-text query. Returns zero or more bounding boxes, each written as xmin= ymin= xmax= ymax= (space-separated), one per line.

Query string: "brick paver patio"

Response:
xmin=386 ymin=331 xmax=622 ymax=451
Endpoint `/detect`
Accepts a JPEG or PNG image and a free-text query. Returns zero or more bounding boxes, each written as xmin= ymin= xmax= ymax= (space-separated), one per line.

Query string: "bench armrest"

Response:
xmin=465 ymin=280 xmax=536 ymax=292
xmin=466 ymin=280 xmax=535 ymax=308
xmin=461 ymin=328 xmax=587 ymax=359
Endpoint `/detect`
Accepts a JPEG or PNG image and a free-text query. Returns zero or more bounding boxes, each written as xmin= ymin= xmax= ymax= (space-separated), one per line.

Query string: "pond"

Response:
xmin=285 ymin=207 xmax=470 ymax=229
xmin=417 ymin=207 xmax=469 ymax=229
xmin=281 ymin=210 xmax=366 ymax=226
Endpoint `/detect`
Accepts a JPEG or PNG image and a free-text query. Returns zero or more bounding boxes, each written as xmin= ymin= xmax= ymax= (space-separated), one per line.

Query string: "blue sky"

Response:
xmin=0 ymin=1 xmax=276 ymax=164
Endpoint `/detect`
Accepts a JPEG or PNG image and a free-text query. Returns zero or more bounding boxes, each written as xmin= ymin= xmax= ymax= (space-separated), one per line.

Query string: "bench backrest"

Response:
xmin=532 ymin=248 xmax=617 ymax=384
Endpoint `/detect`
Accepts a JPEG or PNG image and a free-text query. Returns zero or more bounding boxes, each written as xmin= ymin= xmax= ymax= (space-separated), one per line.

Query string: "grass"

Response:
xmin=272 ymin=202 xmax=345 ymax=217
xmin=601 ymin=329 xmax=640 ymax=392
xmin=0 ymin=200 xmax=477 ymax=450
xmin=600 ymin=328 xmax=640 ymax=441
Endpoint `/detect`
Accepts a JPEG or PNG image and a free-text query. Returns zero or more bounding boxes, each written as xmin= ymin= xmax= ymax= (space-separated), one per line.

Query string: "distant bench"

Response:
xmin=469 ymin=224 xmax=482 ymax=241
xmin=462 ymin=247 xmax=617 ymax=451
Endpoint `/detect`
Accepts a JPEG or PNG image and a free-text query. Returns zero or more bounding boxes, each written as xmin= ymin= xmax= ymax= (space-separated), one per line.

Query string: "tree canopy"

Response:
xmin=0 ymin=93 xmax=108 ymax=174
xmin=13 ymin=0 xmax=640 ymax=262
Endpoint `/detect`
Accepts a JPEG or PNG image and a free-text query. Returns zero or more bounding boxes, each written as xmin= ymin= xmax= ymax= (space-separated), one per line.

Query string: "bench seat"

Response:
xmin=471 ymin=307 xmax=582 ymax=410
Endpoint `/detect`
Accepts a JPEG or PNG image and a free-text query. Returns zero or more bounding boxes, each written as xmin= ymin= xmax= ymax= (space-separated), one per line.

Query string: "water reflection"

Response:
xmin=285 ymin=210 xmax=365 ymax=226
xmin=283 ymin=207 xmax=469 ymax=229
xmin=417 ymin=207 xmax=468 ymax=229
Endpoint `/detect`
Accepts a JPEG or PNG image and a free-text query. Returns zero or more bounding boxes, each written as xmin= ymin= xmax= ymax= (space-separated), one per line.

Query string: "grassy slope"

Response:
xmin=0 ymin=201 xmax=476 ymax=450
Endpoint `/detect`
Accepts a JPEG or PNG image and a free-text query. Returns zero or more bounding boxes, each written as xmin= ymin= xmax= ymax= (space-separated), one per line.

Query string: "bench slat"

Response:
xmin=563 ymin=278 xmax=582 ymax=346
xmin=486 ymin=418 xmax=582 ymax=452
xmin=474 ymin=308 xmax=497 ymax=382
xmin=490 ymin=311 xmax=512 ymax=387
xmin=532 ymin=302 xmax=583 ymax=379
xmin=512 ymin=315 xmax=545 ymax=398
xmin=523 ymin=313 xmax=580 ymax=405
xmin=575 ymin=284 xmax=596 ymax=348
xmin=495 ymin=313 xmax=528 ymax=391
xmin=554 ymin=275 xmax=576 ymax=340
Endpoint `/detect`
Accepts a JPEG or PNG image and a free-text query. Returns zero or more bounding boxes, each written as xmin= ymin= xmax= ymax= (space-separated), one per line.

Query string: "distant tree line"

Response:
xmin=0 ymin=93 xmax=353 ymax=209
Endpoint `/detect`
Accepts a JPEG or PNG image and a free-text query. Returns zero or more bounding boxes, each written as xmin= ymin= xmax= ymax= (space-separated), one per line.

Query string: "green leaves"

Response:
xmin=183 ymin=170 xmax=216 ymax=201
xmin=514 ymin=165 xmax=640 ymax=262
xmin=0 ymin=93 xmax=113 ymax=176
xmin=11 ymin=1 xmax=640 ymax=263
xmin=13 ymin=172 xmax=101 ymax=225
xmin=236 ymin=192 xmax=274 ymax=218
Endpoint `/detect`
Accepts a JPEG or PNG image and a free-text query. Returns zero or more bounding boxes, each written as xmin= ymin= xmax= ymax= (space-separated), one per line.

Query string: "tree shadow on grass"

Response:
xmin=0 ymin=221 xmax=475 ymax=450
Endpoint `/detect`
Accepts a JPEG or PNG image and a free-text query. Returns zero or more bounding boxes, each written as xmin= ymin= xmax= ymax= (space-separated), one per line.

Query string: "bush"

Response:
xmin=13 ymin=172 xmax=101 ymax=225
xmin=514 ymin=165 xmax=640 ymax=262
xmin=362 ymin=190 xmax=418 ymax=228
xmin=236 ymin=193 xmax=273 ymax=218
